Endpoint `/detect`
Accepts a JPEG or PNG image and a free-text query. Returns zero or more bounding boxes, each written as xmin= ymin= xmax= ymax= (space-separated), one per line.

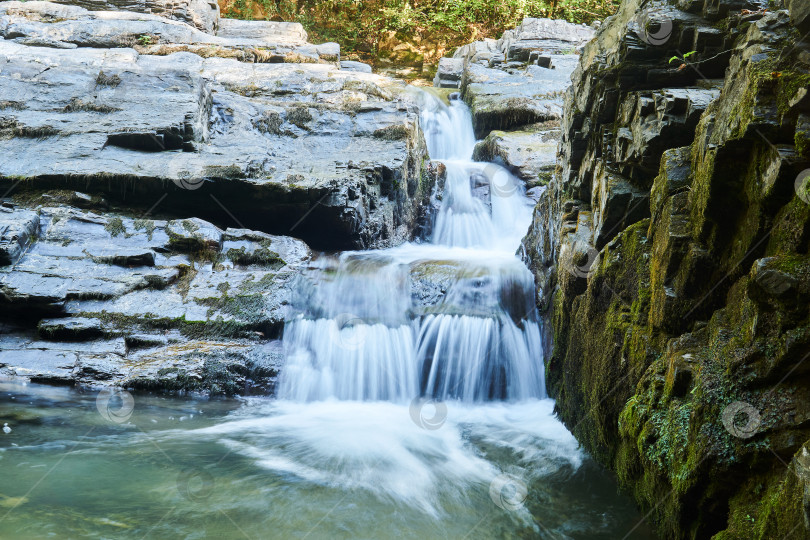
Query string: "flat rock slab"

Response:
xmin=0 ymin=31 xmax=430 ymax=250
xmin=46 ymin=0 xmax=221 ymax=33
xmin=461 ymin=60 xmax=579 ymax=138
xmin=498 ymin=17 xmax=595 ymax=61
xmin=0 ymin=1 xmax=335 ymax=61
xmin=442 ymin=17 xmax=593 ymax=139
xmin=38 ymin=317 xmax=105 ymax=340
xmin=472 ymin=127 xmax=559 ymax=184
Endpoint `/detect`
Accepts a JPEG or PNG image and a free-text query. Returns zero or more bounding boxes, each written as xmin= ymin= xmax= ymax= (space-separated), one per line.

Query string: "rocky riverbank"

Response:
xmin=0 ymin=0 xmax=436 ymax=393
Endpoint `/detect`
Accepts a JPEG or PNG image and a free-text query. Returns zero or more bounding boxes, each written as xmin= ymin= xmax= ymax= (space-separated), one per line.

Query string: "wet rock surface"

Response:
xmin=520 ymin=0 xmax=810 ymax=537
xmin=472 ymin=123 xmax=559 ymax=185
xmin=452 ymin=18 xmax=593 ymax=138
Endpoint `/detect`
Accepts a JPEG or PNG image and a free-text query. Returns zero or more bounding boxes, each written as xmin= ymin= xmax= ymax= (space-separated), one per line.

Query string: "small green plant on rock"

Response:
xmin=669 ymin=50 xmax=697 ymax=71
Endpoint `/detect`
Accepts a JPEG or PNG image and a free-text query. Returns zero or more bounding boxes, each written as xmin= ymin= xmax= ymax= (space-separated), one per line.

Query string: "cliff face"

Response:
xmin=522 ymin=0 xmax=810 ymax=537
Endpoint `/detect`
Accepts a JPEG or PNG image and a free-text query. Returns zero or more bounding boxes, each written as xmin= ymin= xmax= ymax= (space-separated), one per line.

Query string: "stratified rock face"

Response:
xmin=0 ymin=0 xmax=432 ymax=251
xmin=0 ymin=0 xmax=434 ymax=393
xmin=437 ymin=17 xmax=594 ymax=197
xmin=522 ymin=0 xmax=810 ymax=537
xmin=0 ymin=199 xmax=306 ymax=394
xmin=48 ymin=0 xmax=222 ymax=33
xmin=452 ymin=18 xmax=594 ymax=138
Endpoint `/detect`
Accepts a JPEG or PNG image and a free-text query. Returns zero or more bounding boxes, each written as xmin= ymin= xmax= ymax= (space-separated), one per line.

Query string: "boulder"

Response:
xmin=461 ymin=59 xmax=579 ymax=138
xmin=341 ymin=60 xmax=372 ymax=73
xmin=166 ymin=217 xmax=223 ymax=252
xmin=472 ymin=126 xmax=558 ymax=184
xmin=433 ymin=57 xmax=463 ymax=88
xmin=0 ymin=207 xmax=39 ymax=266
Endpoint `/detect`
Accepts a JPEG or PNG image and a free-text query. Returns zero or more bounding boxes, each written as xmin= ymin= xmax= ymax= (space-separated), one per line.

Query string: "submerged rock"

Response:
xmin=472 ymin=125 xmax=559 ymax=185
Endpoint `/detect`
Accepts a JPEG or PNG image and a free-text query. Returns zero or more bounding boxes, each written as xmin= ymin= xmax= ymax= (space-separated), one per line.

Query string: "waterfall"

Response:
xmin=279 ymin=91 xmax=544 ymax=403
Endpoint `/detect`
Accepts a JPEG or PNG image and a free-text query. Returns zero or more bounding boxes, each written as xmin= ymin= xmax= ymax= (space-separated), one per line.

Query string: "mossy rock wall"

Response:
xmin=524 ymin=0 xmax=810 ymax=537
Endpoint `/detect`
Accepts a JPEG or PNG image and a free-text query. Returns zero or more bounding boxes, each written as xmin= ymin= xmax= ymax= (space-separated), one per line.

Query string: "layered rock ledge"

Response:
xmin=0 ymin=0 xmax=431 ymax=252
xmin=0 ymin=0 xmax=433 ymax=392
xmin=436 ymin=17 xmax=595 ymax=199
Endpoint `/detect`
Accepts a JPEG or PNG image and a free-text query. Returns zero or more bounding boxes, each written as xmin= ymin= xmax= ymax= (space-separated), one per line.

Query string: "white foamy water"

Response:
xmin=200 ymin=89 xmax=596 ymax=527
xmin=189 ymin=399 xmax=581 ymax=518
xmin=280 ymin=92 xmax=543 ymax=403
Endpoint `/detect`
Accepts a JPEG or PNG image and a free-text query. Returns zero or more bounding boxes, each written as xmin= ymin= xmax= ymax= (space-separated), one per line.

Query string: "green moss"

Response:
xmin=373 ymin=124 xmax=410 ymax=140
xmin=104 ymin=216 xmax=126 ymax=237
xmin=286 ymin=106 xmax=312 ymax=129
xmin=252 ymin=111 xmax=283 ymax=135
xmin=175 ymin=265 xmax=198 ymax=298
xmin=95 ymin=71 xmax=121 ymax=87
xmin=181 ymin=219 xmax=199 ymax=233
xmin=133 ymin=218 xmax=156 ymax=241
xmin=795 ymin=125 xmax=809 ymax=160
xmin=223 ymin=82 xmax=262 ymax=97
xmin=225 ymin=244 xmax=284 ymax=267
xmin=0 ymin=101 xmax=24 ymax=110
xmin=0 ymin=118 xmax=59 ymax=139
xmin=202 ymin=165 xmax=245 ymax=179
xmin=776 ymin=72 xmax=810 ymax=119
xmin=62 ymin=98 xmax=120 ymax=113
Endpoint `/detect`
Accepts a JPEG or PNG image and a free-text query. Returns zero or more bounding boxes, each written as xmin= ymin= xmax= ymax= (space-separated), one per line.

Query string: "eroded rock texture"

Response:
xmin=0 ymin=0 xmax=431 ymax=252
xmin=0 ymin=0 xmax=433 ymax=392
xmin=437 ymin=17 xmax=595 ymax=199
xmin=522 ymin=0 xmax=810 ymax=537
xmin=0 ymin=200 xmax=305 ymax=393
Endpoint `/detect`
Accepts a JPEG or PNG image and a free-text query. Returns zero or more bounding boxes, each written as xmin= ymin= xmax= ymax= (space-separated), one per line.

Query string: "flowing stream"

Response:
xmin=0 ymin=92 xmax=654 ymax=539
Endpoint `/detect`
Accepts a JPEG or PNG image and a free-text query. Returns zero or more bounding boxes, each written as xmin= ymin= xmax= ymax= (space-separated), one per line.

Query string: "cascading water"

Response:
xmin=0 ymin=89 xmax=655 ymax=539
xmin=279 ymin=91 xmax=544 ymax=404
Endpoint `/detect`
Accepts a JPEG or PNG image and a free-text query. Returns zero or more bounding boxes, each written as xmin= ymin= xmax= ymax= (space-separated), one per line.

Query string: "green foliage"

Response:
xmin=220 ymin=0 xmax=617 ymax=60
xmin=669 ymin=50 xmax=697 ymax=64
